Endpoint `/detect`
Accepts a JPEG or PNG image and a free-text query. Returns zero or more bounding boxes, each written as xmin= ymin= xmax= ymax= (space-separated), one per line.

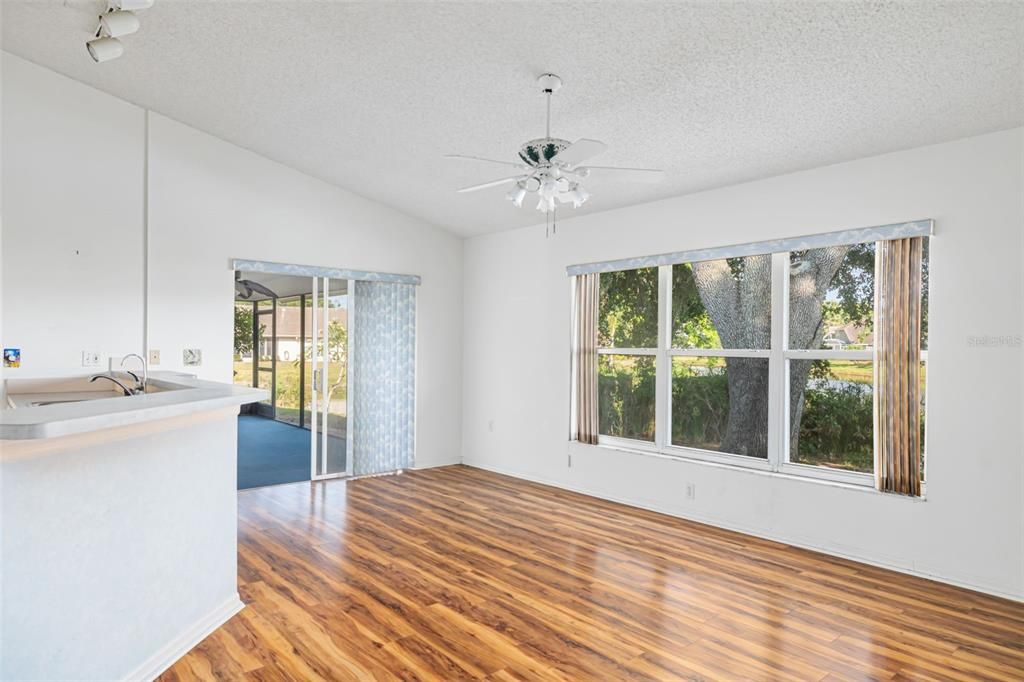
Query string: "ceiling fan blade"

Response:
xmin=552 ymin=138 xmax=607 ymax=166
xmin=456 ymin=175 xmax=525 ymax=193
xmin=443 ymin=154 xmax=525 ymax=169
xmin=245 ymin=281 xmax=278 ymax=298
xmin=584 ymin=166 xmax=665 ymax=183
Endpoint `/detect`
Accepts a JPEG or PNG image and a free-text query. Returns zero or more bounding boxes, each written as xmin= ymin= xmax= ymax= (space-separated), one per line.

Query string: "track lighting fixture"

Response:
xmin=86 ymin=36 xmax=124 ymax=62
xmin=98 ymin=10 xmax=139 ymax=37
xmin=85 ymin=1 xmax=153 ymax=63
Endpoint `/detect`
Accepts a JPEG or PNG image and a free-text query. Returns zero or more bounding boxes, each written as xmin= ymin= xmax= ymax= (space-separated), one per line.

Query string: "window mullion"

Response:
xmin=655 ymin=265 xmax=672 ymax=449
xmin=768 ymin=252 xmax=787 ymax=471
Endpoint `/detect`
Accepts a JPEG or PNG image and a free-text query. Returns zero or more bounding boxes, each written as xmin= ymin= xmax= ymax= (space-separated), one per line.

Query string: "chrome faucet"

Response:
xmin=90 ymin=374 xmax=138 ymax=397
xmin=121 ymin=353 xmax=148 ymax=393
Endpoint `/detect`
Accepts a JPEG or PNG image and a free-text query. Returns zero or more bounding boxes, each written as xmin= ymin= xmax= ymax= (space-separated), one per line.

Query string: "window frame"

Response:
xmin=589 ymin=247 xmax=927 ymax=488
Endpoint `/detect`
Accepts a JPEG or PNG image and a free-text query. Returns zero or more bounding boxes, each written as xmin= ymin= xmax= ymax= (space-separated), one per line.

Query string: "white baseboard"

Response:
xmin=463 ymin=461 xmax=1023 ymax=604
xmin=122 ymin=594 xmax=244 ymax=682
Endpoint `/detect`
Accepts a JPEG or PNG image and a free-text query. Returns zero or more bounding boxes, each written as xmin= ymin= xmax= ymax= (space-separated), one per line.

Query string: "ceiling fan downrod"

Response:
xmin=538 ymin=73 xmax=562 ymax=140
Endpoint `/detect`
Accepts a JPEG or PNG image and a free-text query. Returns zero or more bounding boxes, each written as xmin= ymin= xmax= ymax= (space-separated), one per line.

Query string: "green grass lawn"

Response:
xmin=233 ymin=359 xmax=346 ymax=412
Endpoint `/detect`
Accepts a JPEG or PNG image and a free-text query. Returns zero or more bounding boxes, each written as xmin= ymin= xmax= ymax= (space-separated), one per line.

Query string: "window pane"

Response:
xmin=599 ymin=268 xmax=658 ymax=348
xmin=233 ymin=302 xmax=255 ymax=387
xmin=789 ymin=242 xmax=875 ymax=350
xmin=672 ymin=357 xmax=768 ymax=458
xmin=598 ymin=354 xmax=655 ymax=441
xmin=789 ymin=359 xmax=873 ymax=472
xmin=672 ymin=255 xmax=771 ymax=349
xmin=274 ymin=298 xmax=303 ymax=426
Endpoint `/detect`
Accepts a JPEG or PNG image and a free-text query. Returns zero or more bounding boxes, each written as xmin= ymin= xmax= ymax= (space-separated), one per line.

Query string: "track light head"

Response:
xmin=86 ymin=36 xmax=124 ymax=62
xmin=112 ymin=0 xmax=154 ymax=9
xmin=99 ymin=10 xmax=139 ymax=37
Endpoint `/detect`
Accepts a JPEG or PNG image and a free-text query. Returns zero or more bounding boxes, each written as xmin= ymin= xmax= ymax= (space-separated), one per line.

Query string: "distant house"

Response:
xmin=823 ymin=323 xmax=873 ymax=350
xmin=254 ymin=306 xmax=348 ymax=362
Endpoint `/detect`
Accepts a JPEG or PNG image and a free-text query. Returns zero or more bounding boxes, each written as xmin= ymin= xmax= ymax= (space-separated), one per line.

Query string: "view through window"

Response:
xmin=592 ymin=239 xmax=929 ymax=481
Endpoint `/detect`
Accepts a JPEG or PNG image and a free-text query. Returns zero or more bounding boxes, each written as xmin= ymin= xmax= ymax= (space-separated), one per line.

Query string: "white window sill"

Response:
xmin=570 ymin=439 xmax=927 ymax=500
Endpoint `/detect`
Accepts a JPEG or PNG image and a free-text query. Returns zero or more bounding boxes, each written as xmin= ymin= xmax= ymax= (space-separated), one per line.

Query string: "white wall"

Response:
xmin=462 ymin=128 xmax=1024 ymax=600
xmin=2 ymin=413 xmax=241 ymax=681
xmin=146 ymin=112 xmax=463 ymax=468
xmin=1 ymin=54 xmax=145 ymax=378
xmin=1 ymin=53 xmax=463 ymax=469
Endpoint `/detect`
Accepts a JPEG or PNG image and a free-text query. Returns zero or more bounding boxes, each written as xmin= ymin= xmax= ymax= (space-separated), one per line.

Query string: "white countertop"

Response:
xmin=1 ymin=372 xmax=268 ymax=440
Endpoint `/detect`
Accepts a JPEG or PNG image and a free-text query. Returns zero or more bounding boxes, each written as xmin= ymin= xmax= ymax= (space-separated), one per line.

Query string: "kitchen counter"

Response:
xmin=1 ymin=371 xmax=267 ymax=440
xmin=1 ymin=372 xmax=267 ymax=680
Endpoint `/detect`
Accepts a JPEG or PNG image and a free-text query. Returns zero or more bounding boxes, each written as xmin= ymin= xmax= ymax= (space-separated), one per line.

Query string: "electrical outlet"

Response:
xmin=81 ymin=351 xmax=101 ymax=367
xmin=148 ymin=349 xmax=160 ymax=365
xmin=685 ymin=483 xmax=696 ymax=501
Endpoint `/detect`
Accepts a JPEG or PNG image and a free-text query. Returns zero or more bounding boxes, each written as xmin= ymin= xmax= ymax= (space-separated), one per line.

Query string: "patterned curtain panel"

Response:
xmin=351 ymin=281 xmax=416 ymax=476
xmin=874 ymin=237 xmax=924 ymax=496
xmin=574 ymin=273 xmax=600 ymax=444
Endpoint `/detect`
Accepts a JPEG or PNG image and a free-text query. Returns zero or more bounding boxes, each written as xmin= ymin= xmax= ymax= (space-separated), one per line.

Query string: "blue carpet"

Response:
xmin=237 ymin=416 xmax=311 ymax=489
xmin=237 ymin=415 xmax=347 ymax=489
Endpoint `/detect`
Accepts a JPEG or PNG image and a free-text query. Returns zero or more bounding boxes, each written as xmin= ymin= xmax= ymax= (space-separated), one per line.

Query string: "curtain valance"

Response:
xmin=232 ymin=259 xmax=421 ymax=286
xmin=566 ymin=220 xmax=932 ymax=276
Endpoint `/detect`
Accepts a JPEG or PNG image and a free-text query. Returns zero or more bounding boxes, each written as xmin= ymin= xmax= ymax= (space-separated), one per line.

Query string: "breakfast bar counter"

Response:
xmin=0 ymin=372 xmax=266 ymax=681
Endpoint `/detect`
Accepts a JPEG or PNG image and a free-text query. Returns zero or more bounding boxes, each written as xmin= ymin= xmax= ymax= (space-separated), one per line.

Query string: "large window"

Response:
xmin=587 ymin=237 xmax=929 ymax=485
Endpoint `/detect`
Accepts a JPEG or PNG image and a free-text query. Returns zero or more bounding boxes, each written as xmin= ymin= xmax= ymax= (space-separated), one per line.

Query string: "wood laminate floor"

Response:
xmin=161 ymin=465 xmax=1024 ymax=681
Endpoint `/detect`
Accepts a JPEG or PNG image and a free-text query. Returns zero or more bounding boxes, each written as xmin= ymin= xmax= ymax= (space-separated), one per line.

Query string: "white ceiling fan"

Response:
xmin=445 ymin=73 xmax=664 ymax=213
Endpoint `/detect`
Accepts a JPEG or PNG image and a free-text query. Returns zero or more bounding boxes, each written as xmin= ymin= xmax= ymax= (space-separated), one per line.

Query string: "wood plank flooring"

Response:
xmin=161 ymin=465 xmax=1024 ymax=681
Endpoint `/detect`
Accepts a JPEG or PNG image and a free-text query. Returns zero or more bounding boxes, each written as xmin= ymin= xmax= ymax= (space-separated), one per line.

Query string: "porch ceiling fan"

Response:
xmin=445 ymin=73 xmax=664 ymax=213
xmin=235 ymin=272 xmax=277 ymax=300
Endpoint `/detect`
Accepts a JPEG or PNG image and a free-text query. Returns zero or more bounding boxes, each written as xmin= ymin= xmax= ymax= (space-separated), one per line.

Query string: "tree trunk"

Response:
xmin=720 ymin=356 xmax=769 ymax=457
xmin=691 ymin=247 xmax=850 ymax=457
xmin=786 ymin=247 xmax=849 ymax=456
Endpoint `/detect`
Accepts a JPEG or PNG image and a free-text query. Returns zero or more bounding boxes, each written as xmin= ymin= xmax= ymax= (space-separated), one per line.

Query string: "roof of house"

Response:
xmin=247 ymin=305 xmax=347 ymax=339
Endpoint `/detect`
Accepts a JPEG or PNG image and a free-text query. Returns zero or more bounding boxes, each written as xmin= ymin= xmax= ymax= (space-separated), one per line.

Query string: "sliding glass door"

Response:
xmin=309 ymin=277 xmax=352 ymax=480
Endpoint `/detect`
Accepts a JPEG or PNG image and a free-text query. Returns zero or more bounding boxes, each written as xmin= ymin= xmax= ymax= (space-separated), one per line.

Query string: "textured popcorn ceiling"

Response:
xmin=3 ymin=1 xmax=1022 ymax=237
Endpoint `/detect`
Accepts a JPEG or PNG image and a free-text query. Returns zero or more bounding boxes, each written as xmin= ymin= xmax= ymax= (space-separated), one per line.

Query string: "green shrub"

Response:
xmin=671 ymin=372 xmax=729 ymax=449
xmin=598 ymin=362 xmax=877 ymax=472
xmin=796 ymin=382 xmax=874 ymax=470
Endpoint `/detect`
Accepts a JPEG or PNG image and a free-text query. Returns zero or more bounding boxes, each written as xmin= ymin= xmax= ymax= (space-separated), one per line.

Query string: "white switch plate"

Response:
xmin=81 ymin=351 xmax=101 ymax=367
xmin=148 ymin=349 xmax=160 ymax=365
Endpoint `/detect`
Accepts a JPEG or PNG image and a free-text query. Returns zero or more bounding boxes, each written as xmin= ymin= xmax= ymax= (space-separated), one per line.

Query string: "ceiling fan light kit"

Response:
xmin=446 ymin=72 xmax=663 ymax=214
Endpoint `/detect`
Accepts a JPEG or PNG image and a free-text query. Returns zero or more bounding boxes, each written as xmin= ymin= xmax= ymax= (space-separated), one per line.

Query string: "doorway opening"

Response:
xmin=233 ymin=270 xmax=351 ymax=489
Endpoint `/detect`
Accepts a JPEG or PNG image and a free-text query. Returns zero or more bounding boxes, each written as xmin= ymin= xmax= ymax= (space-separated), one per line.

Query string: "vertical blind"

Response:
xmin=351 ymin=281 xmax=417 ymax=476
xmin=573 ymin=273 xmax=600 ymax=444
xmin=874 ymin=237 xmax=924 ymax=495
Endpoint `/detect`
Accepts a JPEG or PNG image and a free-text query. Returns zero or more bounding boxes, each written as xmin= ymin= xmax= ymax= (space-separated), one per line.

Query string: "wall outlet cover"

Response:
xmin=81 ymin=351 xmax=101 ymax=367
xmin=148 ymin=349 xmax=160 ymax=365
xmin=183 ymin=348 xmax=202 ymax=367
